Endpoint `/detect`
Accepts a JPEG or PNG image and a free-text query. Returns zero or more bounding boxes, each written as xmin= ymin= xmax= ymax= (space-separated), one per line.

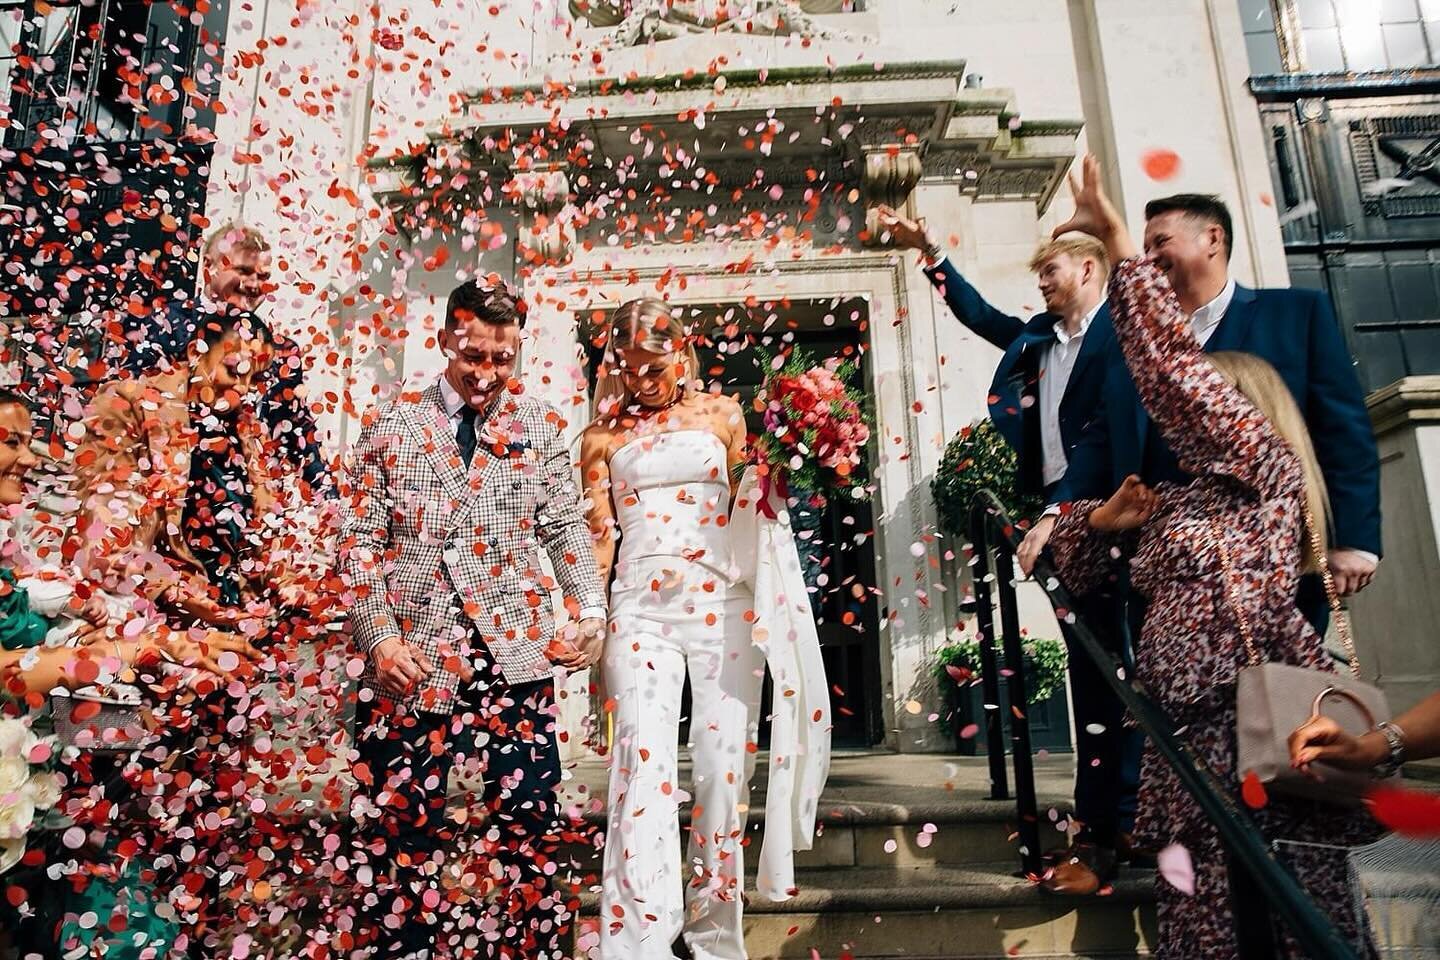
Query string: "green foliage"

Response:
xmin=932 ymin=636 xmax=1068 ymax=719
xmin=931 ymin=419 xmax=1044 ymax=535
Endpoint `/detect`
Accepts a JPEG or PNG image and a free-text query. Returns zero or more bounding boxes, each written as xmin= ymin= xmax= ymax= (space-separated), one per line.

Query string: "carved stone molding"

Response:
xmin=861 ymin=148 xmax=922 ymax=248
xmin=514 ymin=168 xmax=574 ymax=265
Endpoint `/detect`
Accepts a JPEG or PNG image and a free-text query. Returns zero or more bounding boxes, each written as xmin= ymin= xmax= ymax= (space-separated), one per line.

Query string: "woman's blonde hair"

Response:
xmin=592 ymin=298 xmax=701 ymax=418
xmin=1207 ymin=351 xmax=1330 ymax=572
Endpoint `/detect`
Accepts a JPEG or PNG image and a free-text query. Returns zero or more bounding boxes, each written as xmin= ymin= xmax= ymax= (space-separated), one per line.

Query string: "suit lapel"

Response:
xmin=1205 ymin=284 xmax=1257 ymax=354
xmin=403 ymin=382 xmax=470 ymax=503
xmin=1060 ymin=305 xmax=1107 ymax=409
xmin=1129 ymin=286 xmax=1256 ymax=461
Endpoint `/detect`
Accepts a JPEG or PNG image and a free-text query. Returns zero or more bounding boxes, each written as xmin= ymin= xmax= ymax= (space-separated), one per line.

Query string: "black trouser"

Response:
xmin=1056 ymin=587 xmax=1141 ymax=848
xmin=1296 ymin=572 xmax=1329 ymax=637
xmin=355 ymin=653 xmax=567 ymax=960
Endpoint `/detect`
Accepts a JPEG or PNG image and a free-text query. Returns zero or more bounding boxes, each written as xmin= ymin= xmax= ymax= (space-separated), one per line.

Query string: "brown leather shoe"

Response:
xmin=1040 ymin=842 xmax=1118 ymax=896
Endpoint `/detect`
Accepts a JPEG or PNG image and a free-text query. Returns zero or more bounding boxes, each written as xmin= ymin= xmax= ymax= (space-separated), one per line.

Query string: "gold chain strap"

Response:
xmin=1303 ymin=506 xmax=1362 ymax=679
xmin=1210 ymin=518 xmax=1262 ymax=667
xmin=1210 ymin=508 xmax=1361 ymax=679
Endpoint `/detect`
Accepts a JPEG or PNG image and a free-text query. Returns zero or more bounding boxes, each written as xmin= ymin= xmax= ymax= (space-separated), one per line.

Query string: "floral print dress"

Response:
xmin=1050 ymin=257 xmax=1378 ymax=959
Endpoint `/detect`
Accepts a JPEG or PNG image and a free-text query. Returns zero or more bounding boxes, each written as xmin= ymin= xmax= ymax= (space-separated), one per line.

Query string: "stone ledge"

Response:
xmin=1366 ymin=375 xmax=1440 ymax=436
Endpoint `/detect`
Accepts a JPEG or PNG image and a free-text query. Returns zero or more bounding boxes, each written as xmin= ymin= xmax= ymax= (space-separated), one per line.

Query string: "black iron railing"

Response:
xmin=966 ymin=490 xmax=1361 ymax=960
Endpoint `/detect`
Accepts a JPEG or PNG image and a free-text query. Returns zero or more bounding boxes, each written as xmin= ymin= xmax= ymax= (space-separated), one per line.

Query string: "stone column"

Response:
xmin=1348 ymin=378 xmax=1440 ymax=766
xmin=1074 ymin=0 xmax=1289 ymax=287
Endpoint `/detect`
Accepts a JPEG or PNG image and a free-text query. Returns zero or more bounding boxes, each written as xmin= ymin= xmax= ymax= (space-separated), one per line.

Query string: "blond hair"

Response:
xmin=592 ymin=298 xmax=701 ymax=418
xmin=203 ymin=221 xmax=270 ymax=261
xmin=1208 ymin=351 xmax=1330 ymax=573
xmin=1029 ymin=233 xmax=1111 ymax=279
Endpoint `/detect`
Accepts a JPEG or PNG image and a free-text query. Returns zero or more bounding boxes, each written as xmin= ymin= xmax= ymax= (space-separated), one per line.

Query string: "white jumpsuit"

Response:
xmin=599 ymin=429 xmax=767 ymax=960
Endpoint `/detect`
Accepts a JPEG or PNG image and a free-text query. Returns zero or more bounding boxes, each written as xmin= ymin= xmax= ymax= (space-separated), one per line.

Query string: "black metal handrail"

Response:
xmin=966 ymin=490 xmax=1361 ymax=960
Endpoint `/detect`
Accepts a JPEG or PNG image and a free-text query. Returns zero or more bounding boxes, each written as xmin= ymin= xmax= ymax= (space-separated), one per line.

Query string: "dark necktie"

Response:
xmin=457 ymin=405 xmax=479 ymax=468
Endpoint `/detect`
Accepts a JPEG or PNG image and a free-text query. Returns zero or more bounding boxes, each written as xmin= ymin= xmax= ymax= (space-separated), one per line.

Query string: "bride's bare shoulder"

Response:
xmin=580 ymin=419 xmax=620 ymax=456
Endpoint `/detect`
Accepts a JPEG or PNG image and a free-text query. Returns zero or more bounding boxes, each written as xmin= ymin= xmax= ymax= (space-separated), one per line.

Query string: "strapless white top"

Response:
xmin=608 ymin=429 xmax=735 ymax=578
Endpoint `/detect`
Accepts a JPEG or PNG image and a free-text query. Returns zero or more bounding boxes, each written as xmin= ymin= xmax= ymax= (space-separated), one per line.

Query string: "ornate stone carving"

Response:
xmin=599 ymin=0 xmax=860 ymax=45
xmin=861 ymin=148 xmax=922 ymax=248
xmin=514 ymin=168 xmax=574 ymax=266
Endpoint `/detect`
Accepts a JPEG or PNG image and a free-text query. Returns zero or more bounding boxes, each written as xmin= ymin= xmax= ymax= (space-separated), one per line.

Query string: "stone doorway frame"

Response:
xmin=525 ymin=250 xmax=951 ymax=755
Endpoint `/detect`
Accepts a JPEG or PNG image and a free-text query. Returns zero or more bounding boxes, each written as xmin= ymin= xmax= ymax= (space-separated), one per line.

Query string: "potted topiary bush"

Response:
xmin=933 ymin=635 xmax=1072 ymax=756
xmin=931 ymin=418 xmax=1045 ymax=536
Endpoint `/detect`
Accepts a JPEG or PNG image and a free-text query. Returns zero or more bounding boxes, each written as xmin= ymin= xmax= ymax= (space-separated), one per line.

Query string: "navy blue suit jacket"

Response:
xmin=925 ymin=258 xmax=1114 ymax=497
xmin=1052 ymin=283 xmax=1382 ymax=556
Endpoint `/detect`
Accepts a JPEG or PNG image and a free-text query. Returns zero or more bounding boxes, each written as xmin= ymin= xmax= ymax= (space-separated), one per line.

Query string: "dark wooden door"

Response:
xmin=578 ymin=300 xmax=884 ymax=747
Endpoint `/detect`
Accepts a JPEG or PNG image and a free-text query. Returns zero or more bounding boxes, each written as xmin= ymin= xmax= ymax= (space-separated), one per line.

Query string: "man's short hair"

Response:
xmin=1144 ymin=193 xmax=1234 ymax=261
xmin=1028 ymin=233 xmax=1111 ymax=279
xmin=203 ymin=222 xmax=271 ymax=261
xmin=192 ymin=306 xmax=274 ymax=352
xmin=445 ymin=277 xmax=527 ymax=332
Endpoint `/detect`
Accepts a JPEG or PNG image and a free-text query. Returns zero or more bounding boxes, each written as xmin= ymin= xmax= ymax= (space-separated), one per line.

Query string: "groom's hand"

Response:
xmin=546 ymin=618 xmax=605 ymax=670
xmin=573 ymin=617 xmax=606 ymax=668
xmin=372 ymin=636 xmax=434 ymax=696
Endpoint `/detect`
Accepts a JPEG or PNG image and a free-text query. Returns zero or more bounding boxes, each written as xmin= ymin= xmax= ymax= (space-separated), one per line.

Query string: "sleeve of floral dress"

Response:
xmin=1046 ymin=499 xmax=1126 ymax=597
xmin=1106 ymin=256 xmax=1299 ymax=501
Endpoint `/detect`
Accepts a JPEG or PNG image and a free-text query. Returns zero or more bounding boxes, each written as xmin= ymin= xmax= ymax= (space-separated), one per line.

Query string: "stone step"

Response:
xmin=567 ymin=797 xmax=1079 ymax=872
xmin=575 ymin=863 xmax=1157 ymax=959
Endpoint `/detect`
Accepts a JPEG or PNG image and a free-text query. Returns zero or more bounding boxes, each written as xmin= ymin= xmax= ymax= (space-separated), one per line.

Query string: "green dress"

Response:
xmin=0 ymin=568 xmax=178 ymax=956
xmin=0 ymin=568 xmax=49 ymax=650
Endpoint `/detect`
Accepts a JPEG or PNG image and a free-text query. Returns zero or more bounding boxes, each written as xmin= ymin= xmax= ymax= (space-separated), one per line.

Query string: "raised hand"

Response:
xmin=875 ymin=204 xmax=933 ymax=253
xmin=1051 ymin=154 xmax=1137 ymax=262
xmin=1089 ymin=475 xmax=1159 ymax=532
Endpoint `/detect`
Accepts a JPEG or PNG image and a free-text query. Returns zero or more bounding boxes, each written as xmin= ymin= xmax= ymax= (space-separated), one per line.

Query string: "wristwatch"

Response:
xmin=1373 ymin=721 xmax=1407 ymax=778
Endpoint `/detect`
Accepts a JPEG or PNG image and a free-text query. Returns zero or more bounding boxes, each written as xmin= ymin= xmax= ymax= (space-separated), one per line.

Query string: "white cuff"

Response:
xmin=1335 ymin=549 xmax=1380 ymax=566
xmin=1041 ymin=503 xmax=1062 ymax=518
xmin=578 ymin=605 xmax=607 ymax=622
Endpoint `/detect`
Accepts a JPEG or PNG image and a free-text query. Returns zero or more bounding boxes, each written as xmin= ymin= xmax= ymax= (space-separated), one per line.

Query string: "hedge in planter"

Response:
xmin=931 ymin=418 xmax=1045 ymax=535
xmin=933 ymin=636 xmax=1072 ymax=755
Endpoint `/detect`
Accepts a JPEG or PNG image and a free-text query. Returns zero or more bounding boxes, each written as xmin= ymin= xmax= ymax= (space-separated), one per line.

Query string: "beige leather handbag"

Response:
xmin=1217 ymin=511 xmax=1394 ymax=806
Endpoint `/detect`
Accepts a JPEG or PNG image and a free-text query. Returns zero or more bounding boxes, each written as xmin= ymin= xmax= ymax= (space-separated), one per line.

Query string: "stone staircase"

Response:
xmin=566 ymin=753 xmax=1157 ymax=960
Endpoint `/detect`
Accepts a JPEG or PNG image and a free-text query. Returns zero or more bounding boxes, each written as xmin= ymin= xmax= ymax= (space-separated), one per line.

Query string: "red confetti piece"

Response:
xmin=1141 ymin=148 xmax=1182 ymax=181
xmin=1241 ymin=769 xmax=1268 ymax=809
xmin=1367 ymin=785 xmax=1440 ymax=837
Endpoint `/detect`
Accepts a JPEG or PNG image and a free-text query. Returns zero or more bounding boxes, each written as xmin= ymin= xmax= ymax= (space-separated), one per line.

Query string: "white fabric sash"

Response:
xmin=727 ymin=467 xmax=833 ymax=902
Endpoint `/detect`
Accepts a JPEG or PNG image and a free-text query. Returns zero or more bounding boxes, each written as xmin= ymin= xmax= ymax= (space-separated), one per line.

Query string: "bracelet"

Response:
xmin=1374 ymin=721 xmax=1406 ymax=778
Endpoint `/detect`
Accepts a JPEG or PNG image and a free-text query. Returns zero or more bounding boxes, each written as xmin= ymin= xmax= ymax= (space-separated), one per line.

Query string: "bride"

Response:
xmin=580 ymin=298 xmax=830 ymax=960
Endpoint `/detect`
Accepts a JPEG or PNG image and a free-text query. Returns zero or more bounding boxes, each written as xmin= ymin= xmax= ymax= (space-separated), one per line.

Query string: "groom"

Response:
xmin=341 ymin=277 xmax=607 ymax=958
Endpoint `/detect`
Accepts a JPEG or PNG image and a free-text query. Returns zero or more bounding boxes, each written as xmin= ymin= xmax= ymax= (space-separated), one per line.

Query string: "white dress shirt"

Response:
xmin=1189 ymin=277 xmax=1236 ymax=348
xmin=437 ymin=375 xmax=609 ymax=623
xmin=1038 ymin=302 xmax=1103 ymax=486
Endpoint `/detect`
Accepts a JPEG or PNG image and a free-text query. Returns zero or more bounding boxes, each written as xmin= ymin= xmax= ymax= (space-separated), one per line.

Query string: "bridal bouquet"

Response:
xmin=751 ymin=348 xmax=871 ymax=510
xmin=0 ymin=716 xmax=61 ymax=874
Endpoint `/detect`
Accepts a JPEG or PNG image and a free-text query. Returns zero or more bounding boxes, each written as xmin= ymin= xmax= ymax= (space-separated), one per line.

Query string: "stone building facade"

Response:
xmin=189 ymin=0 xmax=1300 ymax=753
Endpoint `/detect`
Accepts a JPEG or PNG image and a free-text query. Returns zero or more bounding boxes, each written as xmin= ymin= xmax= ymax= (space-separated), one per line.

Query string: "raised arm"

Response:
xmin=877 ymin=205 xmax=1027 ymax=351
xmin=1105 ymin=258 xmax=1296 ymax=499
xmin=924 ymin=258 xmax=1029 ymax=351
xmin=337 ymin=412 xmax=401 ymax=653
xmin=1052 ymin=154 xmax=1297 ymax=501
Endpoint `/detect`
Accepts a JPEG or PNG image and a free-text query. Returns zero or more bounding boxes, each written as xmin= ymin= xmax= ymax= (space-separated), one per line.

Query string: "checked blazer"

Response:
xmin=340 ymin=380 xmax=605 ymax=713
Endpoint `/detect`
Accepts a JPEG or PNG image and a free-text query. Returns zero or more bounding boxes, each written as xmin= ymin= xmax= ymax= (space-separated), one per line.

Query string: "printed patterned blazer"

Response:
xmin=340 ymin=380 xmax=605 ymax=712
